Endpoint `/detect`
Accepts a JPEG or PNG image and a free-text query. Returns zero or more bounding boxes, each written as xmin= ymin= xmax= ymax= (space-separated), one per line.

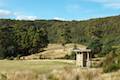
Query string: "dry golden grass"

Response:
xmin=47 ymin=68 xmax=103 ymax=80
xmin=102 ymin=70 xmax=120 ymax=80
xmin=0 ymin=60 xmax=75 ymax=80
xmin=0 ymin=60 xmax=75 ymax=74
xmin=1 ymin=66 xmax=120 ymax=80
xmin=25 ymin=44 xmax=86 ymax=59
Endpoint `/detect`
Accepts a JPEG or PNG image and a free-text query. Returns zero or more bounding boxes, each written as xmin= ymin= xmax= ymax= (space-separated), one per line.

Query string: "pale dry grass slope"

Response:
xmin=25 ymin=44 xmax=86 ymax=59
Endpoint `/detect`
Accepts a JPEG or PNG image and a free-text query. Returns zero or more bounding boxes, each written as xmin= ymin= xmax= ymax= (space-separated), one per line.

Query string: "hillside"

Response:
xmin=0 ymin=15 xmax=120 ymax=58
xmin=0 ymin=15 xmax=120 ymax=45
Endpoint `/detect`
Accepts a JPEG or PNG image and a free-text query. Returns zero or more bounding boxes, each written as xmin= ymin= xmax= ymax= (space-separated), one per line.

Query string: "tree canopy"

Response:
xmin=0 ymin=15 xmax=120 ymax=58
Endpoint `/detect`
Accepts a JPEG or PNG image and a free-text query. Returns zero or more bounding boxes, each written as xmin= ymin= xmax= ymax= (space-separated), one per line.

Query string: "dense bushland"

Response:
xmin=0 ymin=25 xmax=48 ymax=59
xmin=0 ymin=15 xmax=120 ymax=58
xmin=102 ymin=48 xmax=120 ymax=72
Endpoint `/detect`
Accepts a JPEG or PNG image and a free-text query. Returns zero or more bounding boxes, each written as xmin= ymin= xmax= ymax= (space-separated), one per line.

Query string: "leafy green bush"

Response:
xmin=64 ymin=51 xmax=76 ymax=60
xmin=100 ymin=45 xmax=112 ymax=56
xmin=102 ymin=49 xmax=120 ymax=73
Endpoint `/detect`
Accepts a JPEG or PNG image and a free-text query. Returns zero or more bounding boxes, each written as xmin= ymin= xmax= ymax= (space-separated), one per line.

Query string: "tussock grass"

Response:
xmin=0 ymin=60 xmax=120 ymax=80
xmin=0 ymin=67 xmax=120 ymax=80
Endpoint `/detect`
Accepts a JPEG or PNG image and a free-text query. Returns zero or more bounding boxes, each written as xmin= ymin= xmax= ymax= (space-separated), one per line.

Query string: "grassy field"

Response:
xmin=0 ymin=60 xmax=75 ymax=74
xmin=0 ymin=60 xmax=120 ymax=80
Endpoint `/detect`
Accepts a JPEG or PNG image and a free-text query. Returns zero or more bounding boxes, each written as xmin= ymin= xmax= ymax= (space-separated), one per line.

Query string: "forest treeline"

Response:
xmin=0 ymin=21 xmax=49 ymax=59
xmin=0 ymin=15 xmax=120 ymax=59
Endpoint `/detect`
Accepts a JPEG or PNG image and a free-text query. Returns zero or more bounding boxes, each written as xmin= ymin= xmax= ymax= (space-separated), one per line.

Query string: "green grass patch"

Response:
xmin=0 ymin=60 xmax=75 ymax=74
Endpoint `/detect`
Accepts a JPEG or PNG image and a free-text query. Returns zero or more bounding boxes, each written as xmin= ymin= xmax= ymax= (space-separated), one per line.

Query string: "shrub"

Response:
xmin=6 ymin=56 xmax=14 ymax=60
xmin=102 ymin=49 xmax=120 ymax=73
xmin=16 ymin=55 xmax=21 ymax=60
xmin=103 ymin=63 xmax=120 ymax=73
xmin=64 ymin=51 xmax=76 ymax=60
xmin=100 ymin=44 xmax=113 ymax=57
xmin=48 ymin=74 xmax=59 ymax=80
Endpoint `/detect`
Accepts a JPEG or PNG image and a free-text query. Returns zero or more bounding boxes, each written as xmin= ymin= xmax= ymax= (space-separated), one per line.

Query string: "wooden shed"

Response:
xmin=73 ymin=48 xmax=91 ymax=67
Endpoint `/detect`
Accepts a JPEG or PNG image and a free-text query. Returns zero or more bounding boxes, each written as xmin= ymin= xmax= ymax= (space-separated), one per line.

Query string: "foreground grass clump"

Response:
xmin=2 ymin=67 xmax=120 ymax=80
xmin=0 ymin=67 xmax=103 ymax=80
xmin=0 ymin=71 xmax=37 ymax=80
xmin=48 ymin=68 xmax=103 ymax=80
xmin=0 ymin=64 xmax=120 ymax=80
